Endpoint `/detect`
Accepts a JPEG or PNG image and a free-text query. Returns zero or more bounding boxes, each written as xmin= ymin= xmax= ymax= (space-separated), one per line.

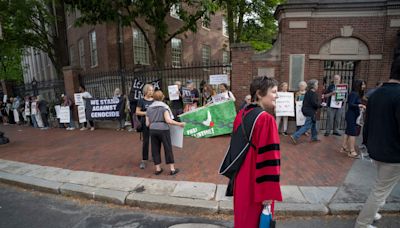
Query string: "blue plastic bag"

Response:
xmin=259 ymin=205 xmax=275 ymax=228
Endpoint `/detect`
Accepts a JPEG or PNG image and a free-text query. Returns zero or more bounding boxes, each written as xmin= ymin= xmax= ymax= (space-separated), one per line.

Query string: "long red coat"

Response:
xmin=233 ymin=108 xmax=282 ymax=228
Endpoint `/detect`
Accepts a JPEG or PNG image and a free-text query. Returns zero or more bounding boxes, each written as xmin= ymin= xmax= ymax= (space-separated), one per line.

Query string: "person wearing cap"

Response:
xmin=183 ymin=80 xmax=199 ymax=112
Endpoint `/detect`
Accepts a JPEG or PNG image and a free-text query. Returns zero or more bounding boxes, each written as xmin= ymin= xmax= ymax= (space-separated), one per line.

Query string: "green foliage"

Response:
xmin=64 ymin=0 xmax=219 ymax=66
xmin=0 ymin=46 xmax=23 ymax=82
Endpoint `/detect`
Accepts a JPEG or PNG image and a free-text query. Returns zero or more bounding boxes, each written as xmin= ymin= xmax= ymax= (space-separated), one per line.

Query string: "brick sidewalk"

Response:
xmin=0 ymin=125 xmax=353 ymax=186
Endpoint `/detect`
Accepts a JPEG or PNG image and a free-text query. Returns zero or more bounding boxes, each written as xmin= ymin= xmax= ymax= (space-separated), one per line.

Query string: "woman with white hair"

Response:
xmin=295 ymin=81 xmax=309 ymax=134
xmin=290 ymin=79 xmax=324 ymax=144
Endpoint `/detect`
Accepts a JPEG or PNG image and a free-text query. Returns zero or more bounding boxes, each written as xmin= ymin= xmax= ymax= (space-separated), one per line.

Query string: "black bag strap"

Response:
xmin=240 ymin=105 xmax=263 ymax=149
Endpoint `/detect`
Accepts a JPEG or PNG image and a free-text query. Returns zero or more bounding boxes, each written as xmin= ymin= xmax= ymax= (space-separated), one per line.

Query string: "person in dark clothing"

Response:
xmin=37 ymin=96 xmax=49 ymax=129
xmin=170 ymin=81 xmax=184 ymax=120
xmin=323 ymin=74 xmax=345 ymax=136
xmin=146 ymin=90 xmax=185 ymax=175
xmin=355 ymin=56 xmax=400 ymax=228
xmin=128 ymin=90 xmax=138 ymax=131
xmin=341 ymin=80 xmax=366 ymax=158
xmin=290 ymin=79 xmax=324 ymax=144
xmin=136 ymin=84 xmax=154 ymax=170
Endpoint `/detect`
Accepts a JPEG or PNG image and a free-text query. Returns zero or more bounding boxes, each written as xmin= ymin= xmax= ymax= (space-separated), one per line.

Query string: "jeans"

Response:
xmin=31 ymin=115 xmax=38 ymax=128
xmin=292 ymin=116 xmax=318 ymax=140
xmin=355 ymin=161 xmax=400 ymax=228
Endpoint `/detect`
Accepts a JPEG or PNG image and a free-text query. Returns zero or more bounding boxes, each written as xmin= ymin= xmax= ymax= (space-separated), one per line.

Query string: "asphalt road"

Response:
xmin=1 ymin=183 xmax=399 ymax=228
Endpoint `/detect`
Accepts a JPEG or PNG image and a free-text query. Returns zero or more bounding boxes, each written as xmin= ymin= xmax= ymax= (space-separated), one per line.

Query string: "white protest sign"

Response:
xmin=25 ymin=102 xmax=30 ymax=116
xmin=3 ymin=95 xmax=7 ymax=103
xmin=209 ymin=74 xmax=228 ymax=85
xmin=35 ymin=111 xmax=43 ymax=127
xmin=59 ymin=106 xmax=70 ymax=123
xmin=170 ymin=125 xmax=184 ymax=148
xmin=168 ymin=85 xmax=180 ymax=101
xmin=13 ymin=109 xmax=20 ymax=123
xmin=276 ymin=92 xmax=295 ymax=117
xmin=74 ymin=93 xmax=84 ymax=106
xmin=330 ymin=95 xmax=343 ymax=108
xmin=77 ymin=105 xmax=86 ymax=123
xmin=211 ymin=93 xmax=229 ymax=104
xmin=295 ymin=101 xmax=306 ymax=126
xmin=31 ymin=102 xmax=37 ymax=115
xmin=54 ymin=105 xmax=61 ymax=118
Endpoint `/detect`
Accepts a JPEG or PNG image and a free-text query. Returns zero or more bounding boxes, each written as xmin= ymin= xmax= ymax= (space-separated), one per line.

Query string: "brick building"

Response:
xmin=65 ymin=10 xmax=230 ymax=73
xmin=231 ymin=0 xmax=400 ymax=104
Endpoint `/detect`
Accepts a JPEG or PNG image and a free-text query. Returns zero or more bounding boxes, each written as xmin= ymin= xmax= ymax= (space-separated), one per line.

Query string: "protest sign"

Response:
xmin=77 ymin=105 xmax=86 ymax=123
xmin=59 ymin=106 xmax=70 ymax=123
xmin=170 ymin=125 xmax=184 ymax=148
xmin=168 ymin=85 xmax=180 ymax=101
xmin=25 ymin=102 xmax=30 ymax=116
xmin=211 ymin=93 xmax=229 ymax=103
xmin=74 ymin=93 xmax=84 ymax=106
xmin=3 ymin=95 xmax=7 ymax=103
xmin=182 ymin=87 xmax=193 ymax=104
xmin=335 ymin=84 xmax=348 ymax=101
xmin=276 ymin=92 xmax=295 ymax=117
xmin=85 ymin=97 xmax=124 ymax=120
xmin=179 ymin=100 xmax=236 ymax=138
xmin=13 ymin=110 xmax=20 ymax=123
xmin=295 ymin=101 xmax=306 ymax=126
xmin=54 ymin=105 xmax=61 ymax=118
xmin=130 ymin=78 xmax=162 ymax=100
xmin=209 ymin=74 xmax=228 ymax=85
xmin=31 ymin=102 xmax=37 ymax=115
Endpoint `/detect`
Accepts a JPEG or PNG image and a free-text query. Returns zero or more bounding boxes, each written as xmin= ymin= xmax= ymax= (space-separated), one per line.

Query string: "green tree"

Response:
xmin=0 ymin=46 xmax=23 ymax=82
xmin=64 ymin=0 xmax=219 ymax=67
xmin=0 ymin=0 xmax=69 ymax=78
xmin=219 ymin=0 xmax=282 ymax=51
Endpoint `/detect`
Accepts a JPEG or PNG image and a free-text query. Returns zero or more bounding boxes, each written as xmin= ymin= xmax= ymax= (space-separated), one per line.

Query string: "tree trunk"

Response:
xmin=226 ymin=1 xmax=235 ymax=44
xmin=236 ymin=0 xmax=246 ymax=43
xmin=154 ymin=35 xmax=166 ymax=67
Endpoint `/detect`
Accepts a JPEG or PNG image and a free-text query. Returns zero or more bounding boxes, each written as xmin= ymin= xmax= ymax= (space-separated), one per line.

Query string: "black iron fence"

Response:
xmin=79 ymin=62 xmax=231 ymax=102
xmin=12 ymin=79 xmax=65 ymax=102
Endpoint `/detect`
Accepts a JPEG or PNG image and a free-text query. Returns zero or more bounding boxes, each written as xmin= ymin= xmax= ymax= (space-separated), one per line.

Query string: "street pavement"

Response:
xmin=2 ymin=183 xmax=400 ymax=228
xmin=0 ymin=124 xmax=353 ymax=186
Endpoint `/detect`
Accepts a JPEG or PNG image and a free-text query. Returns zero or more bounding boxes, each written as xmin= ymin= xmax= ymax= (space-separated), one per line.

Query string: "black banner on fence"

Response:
xmin=130 ymin=78 xmax=162 ymax=100
xmin=85 ymin=98 xmax=124 ymax=120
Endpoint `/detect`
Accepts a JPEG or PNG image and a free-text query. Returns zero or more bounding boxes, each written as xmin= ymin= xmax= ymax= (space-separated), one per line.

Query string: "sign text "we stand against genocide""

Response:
xmin=89 ymin=98 xmax=121 ymax=119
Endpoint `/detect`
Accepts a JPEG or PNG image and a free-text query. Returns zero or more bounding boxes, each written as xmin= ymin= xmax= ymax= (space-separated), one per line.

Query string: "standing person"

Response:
xmin=324 ymin=74 xmax=345 ymax=136
xmin=295 ymin=81 xmax=308 ymax=132
xmin=341 ymin=80 xmax=366 ymax=158
xmin=128 ymin=88 xmax=139 ymax=132
xmin=218 ymin=83 xmax=236 ymax=101
xmin=354 ymin=58 xmax=400 ymax=228
xmin=170 ymin=81 xmax=184 ymax=120
xmin=202 ymin=84 xmax=216 ymax=105
xmin=11 ymin=96 xmax=21 ymax=125
xmin=7 ymin=98 xmax=15 ymax=124
xmin=239 ymin=94 xmax=252 ymax=110
xmin=219 ymin=76 xmax=282 ymax=228
xmin=79 ymin=85 xmax=95 ymax=131
xmin=146 ymin=90 xmax=185 ymax=175
xmin=113 ymin=88 xmax=126 ymax=131
xmin=37 ymin=95 xmax=49 ymax=130
xmin=136 ymin=84 xmax=155 ymax=169
xmin=63 ymin=94 xmax=75 ymax=130
xmin=275 ymin=82 xmax=289 ymax=136
xmin=30 ymin=96 xmax=39 ymax=128
xmin=23 ymin=96 xmax=32 ymax=126
xmin=183 ymin=80 xmax=199 ymax=112
xmin=290 ymin=79 xmax=324 ymax=144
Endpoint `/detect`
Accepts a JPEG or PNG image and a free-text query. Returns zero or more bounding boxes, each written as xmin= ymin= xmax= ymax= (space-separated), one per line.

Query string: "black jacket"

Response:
xmin=301 ymin=90 xmax=321 ymax=119
xmin=364 ymin=83 xmax=400 ymax=163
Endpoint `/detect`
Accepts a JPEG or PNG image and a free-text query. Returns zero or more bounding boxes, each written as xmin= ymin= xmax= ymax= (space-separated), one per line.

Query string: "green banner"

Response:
xmin=179 ymin=100 xmax=237 ymax=138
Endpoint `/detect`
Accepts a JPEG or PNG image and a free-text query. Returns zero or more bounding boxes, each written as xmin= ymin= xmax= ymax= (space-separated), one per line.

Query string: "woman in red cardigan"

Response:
xmin=220 ymin=76 xmax=282 ymax=228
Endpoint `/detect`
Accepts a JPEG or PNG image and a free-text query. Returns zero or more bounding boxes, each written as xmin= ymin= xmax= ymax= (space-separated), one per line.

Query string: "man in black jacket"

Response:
xmin=290 ymin=79 xmax=324 ymax=144
xmin=355 ymin=57 xmax=400 ymax=228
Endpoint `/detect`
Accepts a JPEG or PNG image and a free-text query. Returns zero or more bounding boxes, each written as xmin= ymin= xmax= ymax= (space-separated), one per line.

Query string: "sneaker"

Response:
xmin=66 ymin=127 xmax=71 ymax=130
xmin=90 ymin=127 xmax=95 ymax=131
xmin=80 ymin=127 xmax=87 ymax=131
xmin=69 ymin=127 xmax=75 ymax=131
xmin=139 ymin=161 xmax=146 ymax=169
xmin=333 ymin=132 xmax=342 ymax=136
xmin=374 ymin=212 xmax=382 ymax=221
xmin=290 ymin=135 xmax=297 ymax=145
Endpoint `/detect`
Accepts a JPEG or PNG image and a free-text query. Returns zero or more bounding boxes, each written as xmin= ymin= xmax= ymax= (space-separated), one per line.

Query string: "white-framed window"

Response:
xmin=171 ymin=38 xmax=182 ymax=68
xmin=89 ymin=31 xmax=98 ymax=67
xmin=69 ymin=45 xmax=75 ymax=66
xmin=170 ymin=4 xmax=181 ymax=19
xmin=202 ymin=45 xmax=211 ymax=67
xmin=133 ymin=28 xmax=149 ymax=65
xmin=78 ymin=39 xmax=85 ymax=68
xmin=202 ymin=10 xmax=210 ymax=29
xmin=289 ymin=54 xmax=305 ymax=90
xmin=222 ymin=17 xmax=229 ymax=37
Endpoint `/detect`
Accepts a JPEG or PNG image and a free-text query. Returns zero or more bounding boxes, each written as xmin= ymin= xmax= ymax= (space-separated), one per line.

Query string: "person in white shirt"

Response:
xmin=79 ymin=85 xmax=95 ymax=131
xmin=218 ymin=83 xmax=236 ymax=101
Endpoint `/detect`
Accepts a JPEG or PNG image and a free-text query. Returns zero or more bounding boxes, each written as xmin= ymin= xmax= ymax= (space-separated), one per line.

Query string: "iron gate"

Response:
xmin=319 ymin=60 xmax=356 ymax=130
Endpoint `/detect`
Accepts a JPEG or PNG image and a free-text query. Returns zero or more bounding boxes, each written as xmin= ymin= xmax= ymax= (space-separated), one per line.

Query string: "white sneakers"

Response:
xmin=80 ymin=127 xmax=87 ymax=131
xmin=374 ymin=212 xmax=382 ymax=221
xmin=66 ymin=127 xmax=75 ymax=131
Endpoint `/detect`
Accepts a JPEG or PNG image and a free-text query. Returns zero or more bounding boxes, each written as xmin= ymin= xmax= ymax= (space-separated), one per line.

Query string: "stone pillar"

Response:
xmin=63 ymin=66 xmax=82 ymax=124
xmin=230 ymin=43 xmax=255 ymax=109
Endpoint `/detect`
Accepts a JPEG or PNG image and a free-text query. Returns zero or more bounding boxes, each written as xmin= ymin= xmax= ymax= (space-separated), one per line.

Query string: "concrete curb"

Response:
xmin=329 ymin=203 xmax=400 ymax=215
xmin=275 ymin=203 xmax=329 ymax=216
xmin=0 ymin=171 xmax=62 ymax=194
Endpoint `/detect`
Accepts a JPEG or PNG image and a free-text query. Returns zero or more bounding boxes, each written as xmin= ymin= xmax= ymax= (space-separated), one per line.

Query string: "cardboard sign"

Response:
xmin=335 ymin=84 xmax=348 ymax=101
xmin=59 ymin=107 xmax=70 ymax=123
xmin=295 ymin=101 xmax=306 ymax=126
xmin=330 ymin=96 xmax=343 ymax=108
xmin=168 ymin=85 xmax=180 ymax=101
xmin=170 ymin=125 xmax=184 ymax=148
xmin=85 ymin=98 xmax=124 ymax=120
xmin=74 ymin=93 xmax=84 ymax=106
xmin=31 ymin=102 xmax=37 ymax=115
xmin=209 ymin=74 xmax=228 ymax=85
xmin=276 ymin=92 xmax=295 ymax=117
xmin=77 ymin=105 xmax=86 ymax=123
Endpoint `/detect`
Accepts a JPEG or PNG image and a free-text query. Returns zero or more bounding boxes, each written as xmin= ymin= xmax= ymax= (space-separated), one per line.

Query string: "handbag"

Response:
xmin=356 ymin=108 xmax=364 ymax=126
xmin=259 ymin=204 xmax=276 ymax=228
